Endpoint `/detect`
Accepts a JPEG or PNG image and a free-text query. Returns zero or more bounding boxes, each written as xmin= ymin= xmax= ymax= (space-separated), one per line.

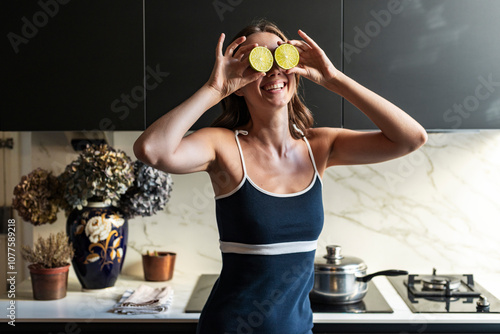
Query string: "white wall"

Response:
xmin=16 ymin=130 xmax=500 ymax=283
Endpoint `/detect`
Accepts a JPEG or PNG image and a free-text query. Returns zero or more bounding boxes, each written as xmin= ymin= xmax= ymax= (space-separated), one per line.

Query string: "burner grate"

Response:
xmin=406 ymin=274 xmax=481 ymax=298
xmin=388 ymin=273 xmax=500 ymax=313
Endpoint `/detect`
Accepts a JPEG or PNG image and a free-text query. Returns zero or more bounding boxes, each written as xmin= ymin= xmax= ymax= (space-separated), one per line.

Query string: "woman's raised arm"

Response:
xmin=133 ymin=34 xmax=264 ymax=174
xmin=287 ymin=30 xmax=427 ymax=166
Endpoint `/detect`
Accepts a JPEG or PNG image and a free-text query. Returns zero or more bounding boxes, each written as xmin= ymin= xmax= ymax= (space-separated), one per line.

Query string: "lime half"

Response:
xmin=274 ymin=44 xmax=299 ymax=70
xmin=249 ymin=46 xmax=273 ymax=72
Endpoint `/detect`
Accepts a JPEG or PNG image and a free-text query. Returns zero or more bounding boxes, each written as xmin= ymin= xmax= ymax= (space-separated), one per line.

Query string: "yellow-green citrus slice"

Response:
xmin=249 ymin=46 xmax=273 ymax=72
xmin=274 ymin=44 xmax=300 ymax=70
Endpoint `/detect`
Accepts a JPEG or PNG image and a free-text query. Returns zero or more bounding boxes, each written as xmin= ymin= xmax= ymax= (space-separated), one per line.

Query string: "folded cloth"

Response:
xmin=111 ymin=284 xmax=173 ymax=314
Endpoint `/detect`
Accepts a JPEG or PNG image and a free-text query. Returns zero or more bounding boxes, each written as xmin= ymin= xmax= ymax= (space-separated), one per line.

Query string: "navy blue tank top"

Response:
xmin=197 ymin=129 xmax=324 ymax=334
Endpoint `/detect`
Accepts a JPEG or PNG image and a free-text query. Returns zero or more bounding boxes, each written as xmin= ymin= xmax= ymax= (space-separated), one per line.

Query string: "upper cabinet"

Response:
xmin=4 ymin=0 xmax=499 ymax=131
xmin=145 ymin=0 xmax=342 ymax=129
xmin=343 ymin=0 xmax=500 ymax=130
xmin=2 ymin=0 xmax=144 ymax=131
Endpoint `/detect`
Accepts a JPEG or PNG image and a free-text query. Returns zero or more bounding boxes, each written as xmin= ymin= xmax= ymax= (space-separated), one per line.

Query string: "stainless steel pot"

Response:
xmin=310 ymin=245 xmax=408 ymax=304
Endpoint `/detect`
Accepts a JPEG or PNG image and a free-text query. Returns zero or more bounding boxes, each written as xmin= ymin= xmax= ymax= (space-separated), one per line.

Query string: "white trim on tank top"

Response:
xmin=219 ymin=239 xmax=318 ymax=255
xmin=215 ymin=128 xmax=322 ymax=200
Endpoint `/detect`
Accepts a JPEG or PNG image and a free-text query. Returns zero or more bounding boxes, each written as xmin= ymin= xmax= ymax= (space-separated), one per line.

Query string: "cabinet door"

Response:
xmin=145 ymin=0 xmax=342 ymax=130
xmin=344 ymin=0 xmax=500 ymax=130
xmin=2 ymin=0 xmax=144 ymax=131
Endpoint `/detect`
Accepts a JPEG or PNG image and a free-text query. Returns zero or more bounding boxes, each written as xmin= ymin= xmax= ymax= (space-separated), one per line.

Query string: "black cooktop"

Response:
xmin=185 ymin=274 xmax=393 ymax=313
xmin=388 ymin=275 xmax=500 ymax=313
xmin=310 ymin=281 xmax=393 ymax=313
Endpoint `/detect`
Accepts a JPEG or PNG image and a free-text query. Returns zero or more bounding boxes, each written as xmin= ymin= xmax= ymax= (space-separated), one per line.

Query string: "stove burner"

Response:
xmin=405 ymin=268 xmax=480 ymax=298
xmin=420 ymin=273 xmax=462 ymax=291
xmin=388 ymin=271 xmax=500 ymax=313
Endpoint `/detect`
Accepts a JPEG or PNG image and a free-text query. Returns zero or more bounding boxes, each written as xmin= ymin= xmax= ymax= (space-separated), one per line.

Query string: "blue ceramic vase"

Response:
xmin=66 ymin=202 xmax=128 ymax=290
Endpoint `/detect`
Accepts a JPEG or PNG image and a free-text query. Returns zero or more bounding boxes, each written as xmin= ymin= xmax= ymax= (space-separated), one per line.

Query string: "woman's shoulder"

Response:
xmin=191 ymin=127 xmax=240 ymax=155
xmin=304 ymin=127 xmax=343 ymax=169
xmin=305 ymin=126 xmax=342 ymax=144
xmin=191 ymin=126 xmax=236 ymax=139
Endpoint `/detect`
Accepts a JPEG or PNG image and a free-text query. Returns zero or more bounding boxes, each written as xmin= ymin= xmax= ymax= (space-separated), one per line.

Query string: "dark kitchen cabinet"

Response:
xmin=2 ymin=0 xmax=144 ymax=131
xmin=145 ymin=0 xmax=342 ymax=129
xmin=343 ymin=0 xmax=500 ymax=130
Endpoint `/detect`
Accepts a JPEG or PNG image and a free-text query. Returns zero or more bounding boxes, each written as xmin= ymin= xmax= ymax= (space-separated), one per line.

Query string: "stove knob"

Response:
xmin=476 ymin=295 xmax=490 ymax=312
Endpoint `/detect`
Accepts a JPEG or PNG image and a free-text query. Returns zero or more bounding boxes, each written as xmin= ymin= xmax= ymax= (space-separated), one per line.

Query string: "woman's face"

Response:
xmin=236 ymin=32 xmax=297 ymax=112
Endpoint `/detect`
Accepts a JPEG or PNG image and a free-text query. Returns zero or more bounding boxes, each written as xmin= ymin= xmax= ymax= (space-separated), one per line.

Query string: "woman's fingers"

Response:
xmin=225 ymin=36 xmax=246 ymax=57
xmin=298 ymin=29 xmax=319 ymax=49
xmin=287 ymin=38 xmax=311 ymax=52
xmin=285 ymin=65 xmax=308 ymax=77
xmin=233 ymin=43 xmax=258 ymax=62
xmin=216 ymin=33 xmax=225 ymax=57
xmin=244 ymin=71 xmax=266 ymax=84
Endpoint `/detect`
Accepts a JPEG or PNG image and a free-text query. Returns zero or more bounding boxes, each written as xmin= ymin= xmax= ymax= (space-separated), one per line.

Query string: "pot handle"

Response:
xmin=356 ymin=269 xmax=408 ymax=283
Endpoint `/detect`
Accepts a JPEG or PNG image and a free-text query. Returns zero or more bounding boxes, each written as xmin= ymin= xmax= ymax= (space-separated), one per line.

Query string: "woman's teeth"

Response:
xmin=263 ymin=83 xmax=285 ymax=91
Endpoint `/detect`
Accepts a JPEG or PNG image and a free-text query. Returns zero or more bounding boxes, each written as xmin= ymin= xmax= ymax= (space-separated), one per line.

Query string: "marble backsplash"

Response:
xmin=27 ymin=130 xmax=500 ymax=281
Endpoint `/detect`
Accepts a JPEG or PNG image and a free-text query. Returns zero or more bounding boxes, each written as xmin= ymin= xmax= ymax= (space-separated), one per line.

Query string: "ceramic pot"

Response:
xmin=142 ymin=252 xmax=176 ymax=281
xmin=66 ymin=202 xmax=128 ymax=289
xmin=28 ymin=264 xmax=70 ymax=300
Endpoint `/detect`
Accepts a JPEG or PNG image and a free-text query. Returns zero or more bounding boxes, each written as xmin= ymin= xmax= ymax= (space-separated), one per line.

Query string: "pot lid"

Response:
xmin=314 ymin=245 xmax=367 ymax=273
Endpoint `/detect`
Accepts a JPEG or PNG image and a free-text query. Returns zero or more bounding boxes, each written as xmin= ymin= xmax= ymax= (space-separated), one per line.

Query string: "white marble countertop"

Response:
xmin=2 ymin=272 xmax=500 ymax=324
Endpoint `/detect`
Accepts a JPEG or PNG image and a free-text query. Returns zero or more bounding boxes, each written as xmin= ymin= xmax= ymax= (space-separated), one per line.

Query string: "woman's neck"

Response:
xmin=243 ymin=105 xmax=295 ymax=156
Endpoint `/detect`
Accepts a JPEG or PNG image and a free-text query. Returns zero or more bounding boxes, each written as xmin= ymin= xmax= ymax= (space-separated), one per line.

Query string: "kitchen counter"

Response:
xmin=2 ymin=272 xmax=500 ymax=333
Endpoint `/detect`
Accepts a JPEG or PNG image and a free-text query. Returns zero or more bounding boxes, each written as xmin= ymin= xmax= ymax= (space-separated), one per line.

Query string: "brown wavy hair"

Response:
xmin=211 ymin=19 xmax=314 ymax=139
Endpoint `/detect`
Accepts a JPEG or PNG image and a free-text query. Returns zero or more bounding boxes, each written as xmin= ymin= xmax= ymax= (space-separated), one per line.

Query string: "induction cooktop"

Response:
xmin=185 ymin=274 xmax=393 ymax=313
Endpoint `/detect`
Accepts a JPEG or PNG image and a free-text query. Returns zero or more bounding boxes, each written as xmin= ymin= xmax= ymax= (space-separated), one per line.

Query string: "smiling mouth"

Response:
xmin=262 ymin=82 xmax=286 ymax=92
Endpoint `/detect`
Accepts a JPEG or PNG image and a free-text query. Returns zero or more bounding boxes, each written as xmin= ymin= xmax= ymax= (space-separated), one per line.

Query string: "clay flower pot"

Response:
xmin=28 ymin=264 xmax=70 ymax=300
xmin=142 ymin=252 xmax=176 ymax=281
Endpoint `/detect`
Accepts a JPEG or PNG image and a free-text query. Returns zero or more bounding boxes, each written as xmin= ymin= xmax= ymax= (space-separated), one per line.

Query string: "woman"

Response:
xmin=134 ymin=20 xmax=427 ymax=334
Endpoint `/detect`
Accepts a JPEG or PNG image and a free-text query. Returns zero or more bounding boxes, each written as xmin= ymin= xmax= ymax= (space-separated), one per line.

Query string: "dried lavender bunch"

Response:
xmin=119 ymin=160 xmax=173 ymax=218
xmin=59 ymin=144 xmax=134 ymax=210
xmin=12 ymin=168 xmax=60 ymax=226
xmin=21 ymin=232 xmax=74 ymax=268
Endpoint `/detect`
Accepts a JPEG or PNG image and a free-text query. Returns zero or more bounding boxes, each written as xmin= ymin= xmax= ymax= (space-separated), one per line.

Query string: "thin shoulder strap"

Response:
xmin=234 ymin=130 xmax=248 ymax=177
xmin=293 ymin=124 xmax=319 ymax=175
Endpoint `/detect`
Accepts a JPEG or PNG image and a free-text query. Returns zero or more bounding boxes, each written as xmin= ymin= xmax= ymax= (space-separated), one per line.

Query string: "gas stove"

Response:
xmin=388 ymin=269 xmax=500 ymax=313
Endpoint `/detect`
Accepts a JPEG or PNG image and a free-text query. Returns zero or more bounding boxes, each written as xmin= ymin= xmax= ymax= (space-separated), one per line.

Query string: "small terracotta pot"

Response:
xmin=28 ymin=264 xmax=70 ymax=300
xmin=142 ymin=252 xmax=176 ymax=281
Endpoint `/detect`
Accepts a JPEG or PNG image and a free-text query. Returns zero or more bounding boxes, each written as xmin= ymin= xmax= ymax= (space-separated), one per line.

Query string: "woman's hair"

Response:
xmin=211 ymin=19 xmax=314 ymax=139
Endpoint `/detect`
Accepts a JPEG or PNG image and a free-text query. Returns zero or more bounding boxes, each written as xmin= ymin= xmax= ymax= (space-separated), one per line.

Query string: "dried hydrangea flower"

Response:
xmin=119 ymin=160 xmax=173 ymax=218
xmin=59 ymin=144 xmax=134 ymax=210
xmin=12 ymin=168 xmax=60 ymax=226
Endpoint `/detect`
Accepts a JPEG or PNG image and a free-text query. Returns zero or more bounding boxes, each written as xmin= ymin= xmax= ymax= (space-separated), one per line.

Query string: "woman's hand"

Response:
xmin=206 ymin=33 xmax=265 ymax=99
xmin=285 ymin=30 xmax=339 ymax=88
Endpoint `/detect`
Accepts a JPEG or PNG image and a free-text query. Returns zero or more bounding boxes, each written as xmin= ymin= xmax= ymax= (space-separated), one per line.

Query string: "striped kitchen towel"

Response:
xmin=111 ymin=284 xmax=173 ymax=314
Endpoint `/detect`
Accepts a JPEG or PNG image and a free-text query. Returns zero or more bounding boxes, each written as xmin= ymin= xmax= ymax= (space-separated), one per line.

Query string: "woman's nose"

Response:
xmin=266 ymin=61 xmax=283 ymax=76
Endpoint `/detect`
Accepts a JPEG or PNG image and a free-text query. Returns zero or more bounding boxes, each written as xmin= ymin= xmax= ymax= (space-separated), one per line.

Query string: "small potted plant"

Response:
xmin=142 ymin=250 xmax=176 ymax=281
xmin=21 ymin=232 xmax=74 ymax=300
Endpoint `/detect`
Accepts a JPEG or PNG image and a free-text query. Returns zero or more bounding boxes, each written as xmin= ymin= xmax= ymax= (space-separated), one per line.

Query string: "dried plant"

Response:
xmin=119 ymin=160 xmax=173 ymax=218
xmin=21 ymin=232 xmax=74 ymax=268
xmin=13 ymin=144 xmax=173 ymax=226
xmin=58 ymin=144 xmax=134 ymax=210
xmin=12 ymin=168 xmax=60 ymax=226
